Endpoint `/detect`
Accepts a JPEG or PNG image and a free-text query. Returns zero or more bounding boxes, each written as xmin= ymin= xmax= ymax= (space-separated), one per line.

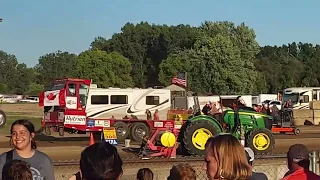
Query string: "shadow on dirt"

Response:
xmin=121 ymin=144 xmax=190 ymax=157
xmin=34 ymin=133 xmax=90 ymax=143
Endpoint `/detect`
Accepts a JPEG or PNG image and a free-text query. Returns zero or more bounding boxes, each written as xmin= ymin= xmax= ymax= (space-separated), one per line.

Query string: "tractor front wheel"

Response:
xmin=183 ymin=120 xmax=218 ymax=156
xmin=247 ymin=128 xmax=275 ymax=154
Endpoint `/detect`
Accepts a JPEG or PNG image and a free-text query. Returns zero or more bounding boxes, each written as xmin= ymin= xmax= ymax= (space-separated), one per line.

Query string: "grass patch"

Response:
xmin=0 ymin=115 xmax=42 ymax=134
xmin=5 ymin=112 xmax=41 ymax=116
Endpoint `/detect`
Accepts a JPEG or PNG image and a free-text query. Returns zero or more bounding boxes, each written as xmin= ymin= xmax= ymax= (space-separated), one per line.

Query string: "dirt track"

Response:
xmin=2 ymin=104 xmax=320 ymax=161
xmin=1 ymin=131 xmax=320 ymax=161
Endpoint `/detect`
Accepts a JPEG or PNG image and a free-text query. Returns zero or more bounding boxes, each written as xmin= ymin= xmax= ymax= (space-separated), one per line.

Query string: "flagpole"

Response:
xmin=185 ymin=72 xmax=187 ymax=88
xmin=184 ymin=72 xmax=187 ymax=96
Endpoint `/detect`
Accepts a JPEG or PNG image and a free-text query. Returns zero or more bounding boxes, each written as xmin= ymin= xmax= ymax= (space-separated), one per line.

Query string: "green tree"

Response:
xmin=0 ymin=50 xmax=37 ymax=94
xmin=160 ymin=21 xmax=259 ymax=94
xmin=0 ymin=50 xmax=19 ymax=92
xmin=76 ymin=49 xmax=133 ymax=88
xmin=158 ymin=50 xmax=194 ymax=86
xmin=25 ymin=83 xmax=44 ymax=96
xmin=10 ymin=64 xmax=37 ymax=94
xmin=90 ymin=36 xmax=109 ymax=50
xmin=35 ymin=50 xmax=78 ymax=85
xmin=91 ymin=22 xmax=200 ymax=87
xmin=256 ymin=44 xmax=305 ymax=93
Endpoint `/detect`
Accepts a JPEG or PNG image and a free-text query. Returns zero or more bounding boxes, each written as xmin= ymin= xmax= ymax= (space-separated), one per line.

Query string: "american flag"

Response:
xmin=171 ymin=72 xmax=187 ymax=87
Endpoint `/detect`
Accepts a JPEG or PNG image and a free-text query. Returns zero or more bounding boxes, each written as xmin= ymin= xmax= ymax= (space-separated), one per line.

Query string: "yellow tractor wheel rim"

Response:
xmin=253 ymin=133 xmax=270 ymax=151
xmin=192 ymin=128 xmax=213 ymax=150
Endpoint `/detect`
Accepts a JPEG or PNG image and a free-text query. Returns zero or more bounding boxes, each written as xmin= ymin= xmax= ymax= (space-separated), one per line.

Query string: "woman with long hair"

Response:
xmin=203 ymin=134 xmax=252 ymax=180
xmin=0 ymin=119 xmax=55 ymax=180
xmin=137 ymin=168 xmax=153 ymax=180
xmin=69 ymin=142 xmax=123 ymax=180
xmin=167 ymin=163 xmax=196 ymax=180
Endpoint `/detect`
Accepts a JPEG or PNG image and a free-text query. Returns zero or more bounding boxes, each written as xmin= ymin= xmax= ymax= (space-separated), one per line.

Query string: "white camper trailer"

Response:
xmin=86 ymin=86 xmax=172 ymax=120
xmin=187 ymin=95 xmax=252 ymax=111
xmin=283 ymin=87 xmax=320 ymax=109
xmin=252 ymin=94 xmax=278 ymax=104
xmin=80 ymin=83 xmax=254 ymax=120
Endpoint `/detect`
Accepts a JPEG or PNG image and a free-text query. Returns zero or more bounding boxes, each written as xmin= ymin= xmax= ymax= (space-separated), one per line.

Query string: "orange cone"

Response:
xmin=41 ymin=119 xmax=45 ymax=127
xmin=89 ymin=132 xmax=95 ymax=146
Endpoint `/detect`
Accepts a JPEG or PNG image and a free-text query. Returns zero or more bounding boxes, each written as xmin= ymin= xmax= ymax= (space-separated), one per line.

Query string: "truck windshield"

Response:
xmin=282 ymin=93 xmax=299 ymax=103
xmin=52 ymin=84 xmax=65 ymax=90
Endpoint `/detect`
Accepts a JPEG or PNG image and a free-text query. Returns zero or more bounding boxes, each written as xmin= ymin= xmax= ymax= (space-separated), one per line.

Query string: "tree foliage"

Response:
xmin=1 ymin=21 xmax=319 ymax=96
xmin=76 ymin=49 xmax=133 ymax=88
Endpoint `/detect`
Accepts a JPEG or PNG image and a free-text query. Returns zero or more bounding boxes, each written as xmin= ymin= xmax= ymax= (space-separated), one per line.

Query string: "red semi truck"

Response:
xmin=39 ymin=78 xmax=186 ymax=141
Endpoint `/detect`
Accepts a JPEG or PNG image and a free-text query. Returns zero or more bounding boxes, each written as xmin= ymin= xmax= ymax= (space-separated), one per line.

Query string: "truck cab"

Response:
xmin=39 ymin=78 xmax=97 ymax=135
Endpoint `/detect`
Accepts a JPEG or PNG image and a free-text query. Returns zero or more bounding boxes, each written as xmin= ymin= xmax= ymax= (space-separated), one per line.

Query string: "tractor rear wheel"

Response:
xmin=183 ymin=120 xmax=218 ymax=156
xmin=247 ymin=128 xmax=275 ymax=154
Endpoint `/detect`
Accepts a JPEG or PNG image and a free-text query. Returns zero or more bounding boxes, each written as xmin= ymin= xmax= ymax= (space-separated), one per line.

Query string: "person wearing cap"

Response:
xmin=281 ymin=144 xmax=320 ymax=180
xmin=244 ymin=147 xmax=268 ymax=180
xmin=202 ymin=101 xmax=212 ymax=115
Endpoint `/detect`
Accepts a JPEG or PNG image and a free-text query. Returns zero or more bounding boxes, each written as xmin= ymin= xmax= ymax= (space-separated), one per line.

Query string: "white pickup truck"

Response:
xmin=0 ymin=109 xmax=6 ymax=128
xmin=19 ymin=97 xmax=39 ymax=103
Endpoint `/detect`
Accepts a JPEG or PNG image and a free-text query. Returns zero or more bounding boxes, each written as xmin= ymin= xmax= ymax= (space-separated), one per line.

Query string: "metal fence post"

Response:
xmin=312 ymin=151 xmax=317 ymax=173
xmin=317 ymin=151 xmax=320 ymax=175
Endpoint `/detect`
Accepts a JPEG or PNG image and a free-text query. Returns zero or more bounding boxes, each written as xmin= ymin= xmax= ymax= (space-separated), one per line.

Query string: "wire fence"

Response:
xmin=51 ymin=152 xmax=320 ymax=180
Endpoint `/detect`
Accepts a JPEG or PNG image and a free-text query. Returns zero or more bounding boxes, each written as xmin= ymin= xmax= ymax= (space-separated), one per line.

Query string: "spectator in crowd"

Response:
xmin=203 ymin=134 xmax=252 ymax=180
xmin=0 ymin=119 xmax=55 ymax=180
xmin=287 ymin=99 xmax=293 ymax=108
xmin=210 ymin=102 xmax=219 ymax=115
xmin=145 ymin=109 xmax=152 ymax=120
xmin=202 ymin=101 xmax=212 ymax=115
xmin=2 ymin=160 xmax=32 ymax=180
xmin=244 ymin=147 xmax=268 ymax=180
xmin=281 ymin=144 xmax=320 ymax=180
xmin=257 ymin=104 xmax=263 ymax=112
xmin=261 ymin=103 xmax=271 ymax=115
xmin=69 ymin=142 xmax=123 ymax=180
xmin=167 ymin=163 xmax=196 ymax=180
xmin=270 ymin=104 xmax=281 ymax=124
xmin=137 ymin=168 xmax=153 ymax=180
xmin=153 ymin=109 xmax=159 ymax=120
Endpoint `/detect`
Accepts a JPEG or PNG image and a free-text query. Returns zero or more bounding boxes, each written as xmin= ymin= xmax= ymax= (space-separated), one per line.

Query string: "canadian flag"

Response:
xmin=39 ymin=89 xmax=66 ymax=107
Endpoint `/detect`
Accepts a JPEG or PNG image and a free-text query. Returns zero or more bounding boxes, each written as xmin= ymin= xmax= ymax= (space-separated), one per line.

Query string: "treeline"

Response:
xmin=1 ymin=21 xmax=319 ymax=96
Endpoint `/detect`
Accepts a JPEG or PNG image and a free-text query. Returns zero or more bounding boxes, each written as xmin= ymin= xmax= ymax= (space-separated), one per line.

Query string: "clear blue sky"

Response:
xmin=1 ymin=0 xmax=319 ymax=67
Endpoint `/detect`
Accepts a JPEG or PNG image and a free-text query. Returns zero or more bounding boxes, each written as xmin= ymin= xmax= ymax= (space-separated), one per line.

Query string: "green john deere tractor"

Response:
xmin=178 ymin=108 xmax=275 ymax=156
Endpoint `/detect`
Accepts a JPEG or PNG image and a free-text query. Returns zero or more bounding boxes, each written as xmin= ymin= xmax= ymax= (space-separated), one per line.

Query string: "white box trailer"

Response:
xmin=252 ymin=94 xmax=278 ymax=104
xmin=187 ymin=95 xmax=252 ymax=110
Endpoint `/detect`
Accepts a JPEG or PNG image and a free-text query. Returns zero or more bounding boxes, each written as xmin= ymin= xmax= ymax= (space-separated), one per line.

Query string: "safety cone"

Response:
xmin=89 ymin=132 xmax=95 ymax=146
xmin=41 ymin=119 xmax=45 ymax=127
